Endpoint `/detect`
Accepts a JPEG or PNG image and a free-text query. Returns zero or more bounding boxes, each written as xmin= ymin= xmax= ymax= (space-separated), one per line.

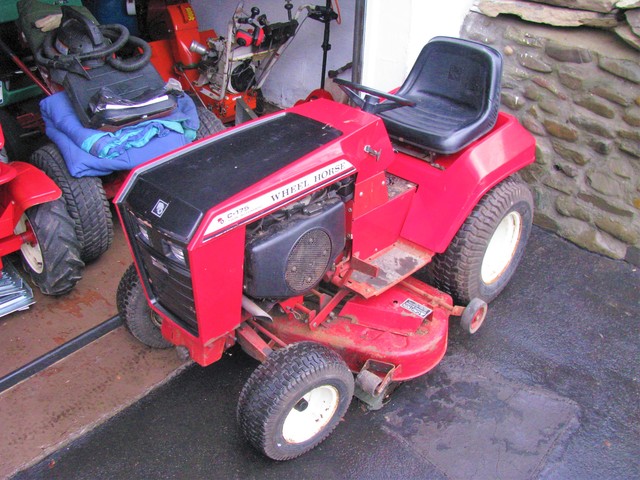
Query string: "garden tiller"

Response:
xmin=0 ymin=123 xmax=82 ymax=308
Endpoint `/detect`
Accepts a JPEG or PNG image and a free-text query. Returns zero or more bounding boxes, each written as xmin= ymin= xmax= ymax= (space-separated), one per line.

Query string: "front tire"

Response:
xmin=29 ymin=143 xmax=113 ymax=263
xmin=16 ymin=198 xmax=84 ymax=295
xmin=424 ymin=176 xmax=533 ymax=304
xmin=237 ymin=342 xmax=354 ymax=461
xmin=117 ymin=263 xmax=172 ymax=349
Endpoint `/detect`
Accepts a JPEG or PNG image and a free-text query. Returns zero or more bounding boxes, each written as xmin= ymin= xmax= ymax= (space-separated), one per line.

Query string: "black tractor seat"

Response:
xmin=379 ymin=36 xmax=503 ymax=155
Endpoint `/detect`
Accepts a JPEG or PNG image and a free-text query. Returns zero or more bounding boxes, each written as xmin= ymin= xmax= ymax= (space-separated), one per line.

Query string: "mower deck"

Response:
xmin=267 ymin=276 xmax=451 ymax=383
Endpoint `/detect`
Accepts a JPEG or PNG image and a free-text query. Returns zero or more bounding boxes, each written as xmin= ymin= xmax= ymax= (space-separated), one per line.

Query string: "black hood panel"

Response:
xmin=119 ymin=113 xmax=342 ymax=242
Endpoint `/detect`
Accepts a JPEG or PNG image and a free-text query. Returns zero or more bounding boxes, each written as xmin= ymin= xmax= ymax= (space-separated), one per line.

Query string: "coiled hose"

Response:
xmin=36 ymin=23 xmax=151 ymax=73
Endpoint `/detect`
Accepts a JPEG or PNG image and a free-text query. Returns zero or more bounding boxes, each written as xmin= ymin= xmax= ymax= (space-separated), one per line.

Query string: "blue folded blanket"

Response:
xmin=40 ymin=92 xmax=199 ymax=177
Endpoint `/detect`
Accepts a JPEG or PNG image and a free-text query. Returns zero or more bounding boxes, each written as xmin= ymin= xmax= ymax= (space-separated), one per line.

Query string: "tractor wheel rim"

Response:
xmin=282 ymin=385 xmax=339 ymax=444
xmin=15 ymin=215 xmax=44 ymax=274
xmin=481 ymin=211 xmax=522 ymax=285
xmin=150 ymin=312 xmax=163 ymax=329
xmin=470 ymin=304 xmax=487 ymax=333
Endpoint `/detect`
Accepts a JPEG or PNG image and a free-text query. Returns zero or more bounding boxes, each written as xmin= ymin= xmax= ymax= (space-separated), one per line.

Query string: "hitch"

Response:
xmin=354 ymin=359 xmax=398 ymax=410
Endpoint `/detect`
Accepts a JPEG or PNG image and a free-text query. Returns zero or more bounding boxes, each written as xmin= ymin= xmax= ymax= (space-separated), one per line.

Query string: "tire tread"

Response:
xmin=30 ymin=143 xmax=113 ymax=262
xmin=195 ymin=106 xmax=225 ymax=139
xmin=237 ymin=342 xmax=353 ymax=460
xmin=117 ymin=264 xmax=172 ymax=349
xmin=424 ymin=176 xmax=533 ymax=304
xmin=23 ymin=198 xmax=84 ymax=295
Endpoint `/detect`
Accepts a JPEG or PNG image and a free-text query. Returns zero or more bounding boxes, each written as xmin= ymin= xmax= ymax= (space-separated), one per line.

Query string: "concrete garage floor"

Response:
xmin=0 ymin=218 xmax=189 ymax=479
xmin=9 ymin=226 xmax=640 ymax=480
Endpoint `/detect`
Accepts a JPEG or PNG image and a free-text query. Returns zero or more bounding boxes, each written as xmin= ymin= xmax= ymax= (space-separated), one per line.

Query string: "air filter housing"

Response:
xmin=244 ymin=198 xmax=345 ymax=298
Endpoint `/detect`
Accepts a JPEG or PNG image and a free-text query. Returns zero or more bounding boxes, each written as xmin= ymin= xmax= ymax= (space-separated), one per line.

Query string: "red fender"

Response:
xmin=0 ymin=162 xmax=60 ymax=260
xmin=3 ymin=161 xmax=61 ymax=224
xmin=387 ymin=112 xmax=536 ymax=253
xmin=295 ymin=89 xmax=334 ymax=106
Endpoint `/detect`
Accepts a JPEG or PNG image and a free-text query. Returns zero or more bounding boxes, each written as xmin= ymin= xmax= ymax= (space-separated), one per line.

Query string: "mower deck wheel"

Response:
xmin=117 ymin=263 xmax=172 ymax=349
xmin=195 ymin=106 xmax=225 ymax=139
xmin=237 ymin=341 xmax=354 ymax=461
xmin=424 ymin=176 xmax=533 ymax=304
xmin=29 ymin=143 xmax=113 ymax=263
xmin=460 ymin=298 xmax=488 ymax=334
xmin=16 ymin=198 xmax=84 ymax=295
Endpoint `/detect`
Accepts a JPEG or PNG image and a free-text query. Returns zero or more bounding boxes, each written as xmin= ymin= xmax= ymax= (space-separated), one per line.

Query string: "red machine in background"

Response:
xmin=143 ymin=0 xmax=321 ymax=123
xmin=1 ymin=1 xmax=226 ymax=269
xmin=0 ymin=124 xmax=82 ymax=314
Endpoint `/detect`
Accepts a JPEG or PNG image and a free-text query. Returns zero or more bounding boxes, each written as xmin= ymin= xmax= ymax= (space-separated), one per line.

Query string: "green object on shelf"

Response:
xmin=0 ymin=81 xmax=41 ymax=107
xmin=0 ymin=0 xmax=83 ymax=23
xmin=16 ymin=0 xmax=92 ymax=53
xmin=0 ymin=0 xmax=88 ymax=107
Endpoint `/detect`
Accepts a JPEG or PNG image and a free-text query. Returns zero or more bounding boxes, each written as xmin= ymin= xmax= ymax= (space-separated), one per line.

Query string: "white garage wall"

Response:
xmin=190 ymin=0 xmax=473 ymax=106
xmin=361 ymin=0 xmax=475 ymax=91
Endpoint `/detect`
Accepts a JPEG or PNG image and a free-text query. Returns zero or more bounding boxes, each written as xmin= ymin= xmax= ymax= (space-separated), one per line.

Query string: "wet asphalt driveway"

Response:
xmin=14 ymin=227 xmax=640 ymax=479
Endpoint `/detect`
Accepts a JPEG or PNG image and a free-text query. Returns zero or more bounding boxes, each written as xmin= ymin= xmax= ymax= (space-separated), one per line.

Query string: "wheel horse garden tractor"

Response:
xmin=116 ymin=37 xmax=536 ymax=460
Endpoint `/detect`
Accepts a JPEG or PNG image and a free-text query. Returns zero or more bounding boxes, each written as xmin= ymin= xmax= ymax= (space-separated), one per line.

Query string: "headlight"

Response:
xmin=169 ymin=243 xmax=185 ymax=264
xmin=162 ymin=238 xmax=187 ymax=265
xmin=136 ymin=218 xmax=151 ymax=244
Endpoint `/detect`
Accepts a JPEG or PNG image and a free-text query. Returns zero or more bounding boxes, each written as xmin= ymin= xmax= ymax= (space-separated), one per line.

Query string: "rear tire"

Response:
xmin=424 ymin=176 xmax=533 ymax=304
xmin=237 ymin=342 xmax=354 ymax=460
xmin=117 ymin=263 xmax=172 ymax=349
xmin=17 ymin=198 xmax=84 ymax=295
xmin=29 ymin=143 xmax=113 ymax=263
xmin=195 ymin=106 xmax=225 ymax=139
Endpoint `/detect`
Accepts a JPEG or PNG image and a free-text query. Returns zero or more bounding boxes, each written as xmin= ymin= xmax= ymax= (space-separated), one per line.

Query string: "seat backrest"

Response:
xmin=379 ymin=37 xmax=503 ymax=154
xmin=397 ymin=36 xmax=502 ymax=117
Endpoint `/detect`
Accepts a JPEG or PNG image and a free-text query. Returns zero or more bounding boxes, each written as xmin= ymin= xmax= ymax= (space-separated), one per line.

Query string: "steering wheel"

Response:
xmin=333 ymin=78 xmax=415 ymax=114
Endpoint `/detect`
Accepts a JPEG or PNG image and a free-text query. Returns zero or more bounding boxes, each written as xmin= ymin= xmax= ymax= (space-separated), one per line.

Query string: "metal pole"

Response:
xmin=0 ymin=315 xmax=123 ymax=394
xmin=320 ymin=0 xmax=333 ymax=89
xmin=352 ymin=0 xmax=366 ymax=84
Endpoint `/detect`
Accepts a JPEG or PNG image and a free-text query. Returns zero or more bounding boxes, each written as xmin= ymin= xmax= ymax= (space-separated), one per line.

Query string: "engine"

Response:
xmin=243 ymin=190 xmax=347 ymax=299
xmin=115 ymin=110 xmax=350 ymax=337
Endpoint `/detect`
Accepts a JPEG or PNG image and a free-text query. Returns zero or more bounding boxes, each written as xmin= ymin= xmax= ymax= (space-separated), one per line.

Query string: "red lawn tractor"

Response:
xmin=0 ymin=124 xmax=82 ymax=310
xmin=116 ymin=37 xmax=536 ymax=460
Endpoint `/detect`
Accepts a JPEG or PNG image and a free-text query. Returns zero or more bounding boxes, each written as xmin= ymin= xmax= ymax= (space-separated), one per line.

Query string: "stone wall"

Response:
xmin=462 ymin=11 xmax=640 ymax=266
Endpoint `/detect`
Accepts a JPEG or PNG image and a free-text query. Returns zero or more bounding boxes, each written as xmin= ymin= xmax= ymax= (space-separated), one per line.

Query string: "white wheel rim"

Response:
xmin=15 ymin=215 xmax=44 ymax=274
xmin=150 ymin=311 xmax=163 ymax=329
xmin=282 ymin=385 xmax=340 ymax=444
xmin=481 ymin=211 xmax=522 ymax=285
